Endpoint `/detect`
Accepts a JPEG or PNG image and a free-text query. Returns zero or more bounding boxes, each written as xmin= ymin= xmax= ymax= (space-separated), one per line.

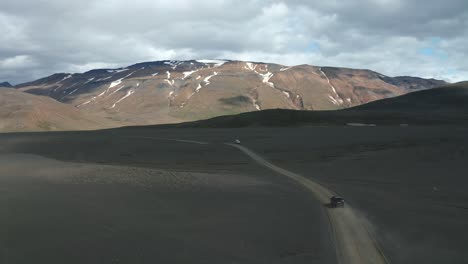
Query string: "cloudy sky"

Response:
xmin=1 ymin=0 xmax=468 ymax=84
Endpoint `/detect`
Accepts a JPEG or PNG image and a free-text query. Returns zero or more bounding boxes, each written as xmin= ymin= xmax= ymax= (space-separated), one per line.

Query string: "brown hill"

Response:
xmin=0 ymin=89 xmax=115 ymax=132
xmin=15 ymin=60 xmax=445 ymax=126
xmin=156 ymin=82 xmax=468 ymax=128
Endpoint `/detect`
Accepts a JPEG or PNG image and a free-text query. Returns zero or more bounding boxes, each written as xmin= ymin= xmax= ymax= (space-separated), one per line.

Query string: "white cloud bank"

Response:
xmin=1 ymin=0 xmax=468 ymax=84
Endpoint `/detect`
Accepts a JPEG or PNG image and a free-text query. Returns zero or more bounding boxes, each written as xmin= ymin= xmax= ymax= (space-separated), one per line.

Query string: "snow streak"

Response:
xmin=319 ymin=67 xmax=344 ymax=106
xmin=109 ymin=72 xmax=135 ymax=89
xmin=196 ymin=60 xmax=227 ymax=67
xmin=111 ymin=89 xmax=135 ymax=109
xmin=203 ymin=72 xmax=218 ymax=86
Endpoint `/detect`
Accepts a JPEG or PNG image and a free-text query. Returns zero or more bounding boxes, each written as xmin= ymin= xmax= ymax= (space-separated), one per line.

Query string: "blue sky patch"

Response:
xmin=306 ymin=42 xmax=320 ymax=53
xmin=420 ymin=48 xmax=435 ymax=56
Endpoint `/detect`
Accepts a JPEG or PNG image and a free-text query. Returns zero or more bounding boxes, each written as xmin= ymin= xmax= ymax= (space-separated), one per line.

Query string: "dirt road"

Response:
xmin=227 ymin=143 xmax=389 ymax=264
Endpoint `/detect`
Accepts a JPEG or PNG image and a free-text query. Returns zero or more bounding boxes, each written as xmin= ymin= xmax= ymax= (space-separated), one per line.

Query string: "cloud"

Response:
xmin=0 ymin=0 xmax=468 ymax=84
xmin=0 ymin=55 xmax=35 ymax=69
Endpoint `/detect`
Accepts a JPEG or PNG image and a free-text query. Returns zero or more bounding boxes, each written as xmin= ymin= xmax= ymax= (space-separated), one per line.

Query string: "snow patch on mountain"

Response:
xmin=107 ymin=68 xmax=129 ymax=73
xmin=259 ymin=72 xmax=275 ymax=88
xmin=164 ymin=61 xmax=183 ymax=70
xmin=319 ymin=67 xmax=344 ymax=105
xmin=109 ymin=85 xmax=126 ymax=96
xmin=109 ymin=72 xmax=135 ymax=89
xmin=97 ymin=90 xmax=106 ymax=97
xmin=59 ymin=84 xmax=81 ymax=100
xmin=244 ymin=63 xmax=276 ymax=88
xmin=109 ymin=80 xmax=122 ymax=89
xmin=164 ymin=71 xmax=174 ymax=86
xmin=183 ymin=70 xmax=198 ymax=79
xmin=245 ymin=62 xmax=257 ymax=71
xmin=167 ymin=90 xmax=176 ymax=106
xmin=181 ymin=80 xmax=206 ymax=108
xmin=328 ymin=95 xmax=340 ymax=105
xmin=77 ymin=100 xmax=93 ymax=107
xmin=59 ymin=75 xmax=72 ymax=82
xmin=60 ymin=87 xmax=79 ymax=100
xmin=68 ymin=88 xmax=79 ymax=96
xmin=253 ymin=98 xmax=261 ymax=111
xmin=203 ymin=72 xmax=218 ymax=86
xmin=111 ymin=89 xmax=135 ymax=109
xmin=64 ymin=83 xmax=78 ymax=91
xmin=180 ymin=92 xmax=196 ymax=108
xmin=96 ymin=76 xmax=113 ymax=82
xmin=196 ymin=60 xmax=226 ymax=67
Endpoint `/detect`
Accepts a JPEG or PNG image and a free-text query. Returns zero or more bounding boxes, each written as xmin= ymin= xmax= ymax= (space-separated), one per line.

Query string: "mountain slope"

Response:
xmin=0 ymin=89 xmax=115 ymax=132
xmin=353 ymin=82 xmax=468 ymax=112
xmin=153 ymin=83 xmax=468 ymax=128
xmin=0 ymin=82 xmax=12 ymax=88
xmin=15 ymin=60 xmax=445 ymax=125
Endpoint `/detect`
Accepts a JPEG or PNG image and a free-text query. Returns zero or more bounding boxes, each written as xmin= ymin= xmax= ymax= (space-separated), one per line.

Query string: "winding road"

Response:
xmin=129 ymin=135 xmax=389 ymax=263
xmin=226 ymin=143 xmax=389 ymax=264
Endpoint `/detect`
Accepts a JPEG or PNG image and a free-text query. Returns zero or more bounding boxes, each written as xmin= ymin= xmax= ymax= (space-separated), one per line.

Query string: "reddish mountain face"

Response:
xmin=13 ymin=60 xmax=445 ymax=127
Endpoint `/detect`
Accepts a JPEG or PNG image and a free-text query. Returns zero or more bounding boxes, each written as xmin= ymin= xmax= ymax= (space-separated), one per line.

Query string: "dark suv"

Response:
xmin=330 ymin=196 xmax=345 ymax=208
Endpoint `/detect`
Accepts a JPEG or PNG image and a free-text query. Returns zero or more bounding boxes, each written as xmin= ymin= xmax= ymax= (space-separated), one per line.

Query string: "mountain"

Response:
xmin=353 ymin=81 xmax=468 ymax=112
xmin=378 ymin=76 xmax=446 ymax=91
xmin=0 ymin=82 xmax=13 ymax=88
xmin=15 ymin=60 xmax=445 ymax=125
xmin=154 ymin=82 xmax=468 ymax=128
xmin=0 ymin=89 xmax=115 ymax=132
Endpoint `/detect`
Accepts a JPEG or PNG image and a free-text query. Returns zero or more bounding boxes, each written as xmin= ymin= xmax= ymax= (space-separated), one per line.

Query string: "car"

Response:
xmin=234 ymin=139 xmax=241 ymax=144
xmin=330 ymin=196 xmax=345 ymax=208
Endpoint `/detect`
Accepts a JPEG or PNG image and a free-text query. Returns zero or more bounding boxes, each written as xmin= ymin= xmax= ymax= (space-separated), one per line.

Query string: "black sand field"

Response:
xmin=0 ymin=131 xmax=335 ymax=264
xmin=1 ymin=125 xmax=468 ymax=263
xmin=234 ymin=126 xmax=468 ymax=264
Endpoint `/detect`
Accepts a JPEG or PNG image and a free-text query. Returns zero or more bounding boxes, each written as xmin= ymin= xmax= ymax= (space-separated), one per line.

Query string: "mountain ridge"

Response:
xmin=0 ymin=82 xmax=13 ymax=88
xmin=151 ymin=82 xmax=468 ymax=128
xmin=2 ymin=59 xmax=450 ymax=132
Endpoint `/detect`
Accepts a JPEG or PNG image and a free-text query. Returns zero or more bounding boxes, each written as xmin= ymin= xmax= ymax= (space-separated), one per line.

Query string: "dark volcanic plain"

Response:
xmin=1 ymin=129 xmax=336 ymax=264
xmin=1 ymin=124 xmax=467 ymax=264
